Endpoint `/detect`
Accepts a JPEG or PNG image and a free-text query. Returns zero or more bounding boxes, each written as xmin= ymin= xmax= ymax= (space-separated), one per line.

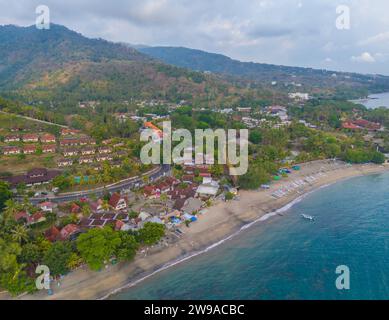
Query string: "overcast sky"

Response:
xmin=1 ymin=0 xmax=389 ymax=75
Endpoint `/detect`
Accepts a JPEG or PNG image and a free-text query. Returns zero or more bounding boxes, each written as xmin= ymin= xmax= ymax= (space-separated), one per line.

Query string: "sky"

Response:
xmin=1 ymin=0 xmax=389 ymax=75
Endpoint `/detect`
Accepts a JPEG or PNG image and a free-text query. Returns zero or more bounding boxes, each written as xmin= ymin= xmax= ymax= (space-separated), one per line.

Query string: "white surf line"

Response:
xmin=98 ymin=182 xmax=336 ymax=300
xmin=99 ymin=167 xmax=389 ymax=300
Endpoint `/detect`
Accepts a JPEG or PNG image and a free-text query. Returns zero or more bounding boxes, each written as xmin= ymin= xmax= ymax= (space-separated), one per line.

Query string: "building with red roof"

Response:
xmin=23 ymin=145 xmax=37 ymax=154
xmin=41 ymin=134 xmax=56 ymax=143
xmin=59 ymin=224 xmax=81 ymax=241
xmin=14 ymin=211 xmax=30 ymax=223
xmin=42 ymin=145 xmax=56 ymax=153
xmin=342 ymin=121 xmax=360 ymax=130
xmin=143 ymin=185 xmax=160 ymax=199
xmin=71 ymin=203 xmax=81 ymax=214
xmin=30 ymin=212 xmax=46 ymax=224
xmin=2 ymin=146 xmax=22 ymax=155
xmin=44 ymin=226 xmax=60 ymax=242
xmin=22 ymin=134 xmax=39 ymax=142
xmin=144 ymin=122 xmax=163 ymax=140
xmin=109 ymin=193 xmax=127 ymax=211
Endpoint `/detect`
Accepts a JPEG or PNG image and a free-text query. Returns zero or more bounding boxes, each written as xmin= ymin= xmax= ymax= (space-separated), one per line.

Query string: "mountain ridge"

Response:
xmin=138 ymin=46 xmax=389 ymax=95
xmin=0 ymin=24 xmax=264 ymax=107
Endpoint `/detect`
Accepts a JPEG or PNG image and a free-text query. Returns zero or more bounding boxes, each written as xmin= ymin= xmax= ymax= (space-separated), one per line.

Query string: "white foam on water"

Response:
xmin=99 ymin=182 xmax=332 ymax=300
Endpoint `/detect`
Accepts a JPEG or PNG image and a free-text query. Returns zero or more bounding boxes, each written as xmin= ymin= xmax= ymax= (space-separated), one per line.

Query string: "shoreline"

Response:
xmin=13 ymin=160 xmax=389 ymax=300
xmin=99 ymin=181 xmax=334 ymax=300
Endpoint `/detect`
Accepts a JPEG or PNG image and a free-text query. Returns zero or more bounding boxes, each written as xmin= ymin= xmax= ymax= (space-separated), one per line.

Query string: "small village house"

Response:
xmin=58 ymin=158 xmax=73 ymax=167
xmin=42 ymin=145 xmax=56 ymax=153
xmin=109 ymin=193 xmax=128 ymax=211
xmin=23 ymin=145 xmax=37 ymax=154
xmin=4 ymin=134 xmax=20 ymax=142
xmin=22 ymin=134 xmax=39 ymax=142
xmin=40 ymin=133 xmax=56 ymax=143
xmin=3 ymin=146 xmax=22 ymax=155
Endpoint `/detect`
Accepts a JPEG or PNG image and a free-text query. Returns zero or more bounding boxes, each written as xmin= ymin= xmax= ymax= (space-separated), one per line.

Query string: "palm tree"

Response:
xmin=143 ymin=175 xmax=150 ymax=184
xmin=11 ymin=224 xmax=29 ymax=244
xmin=82 ymin=205 xmax=91 ymax=217
xmin=22 ymin=196 xmax=34 ymax=212
xmin=1 ymin=199 xmax=19 ymax=223
xmin=102 ymin=200 xmax=111 ymax=211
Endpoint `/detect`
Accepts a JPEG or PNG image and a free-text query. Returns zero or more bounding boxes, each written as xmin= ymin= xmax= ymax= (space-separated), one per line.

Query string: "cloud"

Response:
xmin=1 ymin=0 xmax=389 ymax=74
xmin=351 ymin=52 xmax=376 ymax=63
xmin=358 ymin=31 xmax=389 ymax=46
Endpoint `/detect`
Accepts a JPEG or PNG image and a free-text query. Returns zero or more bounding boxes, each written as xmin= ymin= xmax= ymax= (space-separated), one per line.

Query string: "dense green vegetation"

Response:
xmin=0 ymin=24 xmax=278 ymax=109
xmin=139 ymin=46 xmax=389 ymax=98
xmin=0 ymin=191 xmax=165 ymax=296
xmin=237 ymin=120 xmax=386 ymax=190
xmin=0 ymin=181 xmax=12 ymax=211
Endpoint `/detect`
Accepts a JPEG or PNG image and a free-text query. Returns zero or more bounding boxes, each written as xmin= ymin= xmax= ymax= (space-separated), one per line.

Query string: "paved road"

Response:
xmin=26 ymin=165 xmax=171 ymax=205
xmin=0 ymin=110 xmax=68 ymax=128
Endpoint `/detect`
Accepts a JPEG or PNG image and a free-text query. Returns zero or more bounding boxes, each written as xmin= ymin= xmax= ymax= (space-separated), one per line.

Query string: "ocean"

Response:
xmin=352 ymin=92 xmax=389 ymax=109
xmin=112 ymin=172 xmax=389 ymax=300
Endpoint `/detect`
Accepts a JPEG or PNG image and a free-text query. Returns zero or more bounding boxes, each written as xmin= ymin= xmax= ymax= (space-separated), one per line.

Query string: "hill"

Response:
xmin=139 ymin=46 xmax=389 ymax=98
xmin=0 ymin=24 xmax=264 ymax=107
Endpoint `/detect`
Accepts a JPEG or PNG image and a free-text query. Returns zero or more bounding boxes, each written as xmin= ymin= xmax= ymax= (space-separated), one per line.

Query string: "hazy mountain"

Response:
xmin=139 ymin=46 xmax=389 ymax=96
xmin=0 ymin=25 xmax=247 ymax=106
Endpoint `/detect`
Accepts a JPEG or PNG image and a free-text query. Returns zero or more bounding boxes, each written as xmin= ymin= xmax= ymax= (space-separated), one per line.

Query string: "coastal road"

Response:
xmin=26 ymin=165 xmax=171 ymax=205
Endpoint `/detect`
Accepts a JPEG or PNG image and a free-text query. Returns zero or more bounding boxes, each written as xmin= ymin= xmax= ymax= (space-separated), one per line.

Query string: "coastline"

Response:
xmin=12 ymin=160 xmax=389 ymax=300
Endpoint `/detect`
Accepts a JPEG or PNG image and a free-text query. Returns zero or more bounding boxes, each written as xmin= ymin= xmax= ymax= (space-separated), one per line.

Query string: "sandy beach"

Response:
xmin=9 ymin=160 xmax=389 ymax=300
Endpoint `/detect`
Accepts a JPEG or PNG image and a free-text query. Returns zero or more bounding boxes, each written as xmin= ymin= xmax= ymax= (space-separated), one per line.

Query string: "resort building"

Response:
xmin=61 ymin=128 xmax=81 ymax=136
xmin=81 ymin=147 xmax=95 ymax=155
xmin=98 ymin=146 xmax=112 ymax=154
xmin=22 ymin=134 xmax=39 ymax=142
xmin=4 ymin=134 xmax=20 ymax=142
xmin=196 ymin=179 xmax=220 ymax=198
xmin=60 ymin=139 xmax=80 ymax=147
xmin=63 ymin=148 xmax=78 ymax=157
xmin=2 ymin=146 xmax=22 ymax=155
xmin=79 ymin=156 xmax=94 ymax=164
xmin=42 ymin=145 xmax=56 ymax=153
xmin=23 ymin=145 xmax=37 ymax=154
xmin=58 ymin=159 xmax=73 ymax=167
xmin=3 ymin=168 xmax=61 ymax=187
xmin=96 ymin=155 xmax=113 ymax=162
xmin=40 ymin=133 xmax=56 ymax=143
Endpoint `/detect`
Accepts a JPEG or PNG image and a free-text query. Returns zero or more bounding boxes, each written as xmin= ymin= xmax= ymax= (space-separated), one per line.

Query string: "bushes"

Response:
xmin=76 ymin=227 xmax=141 ymax=271
xmin=342 ymin=149 xmax=385 ymax=164
xmin=0 ymin=181 xmax=12 ymax=212
xmin=238 ymin=163 xmax=271 ymax=190
xmin=43 ymin=242 xmax=73 ymax=276
xmin=137 ymin=222 xmax=165 ymax=246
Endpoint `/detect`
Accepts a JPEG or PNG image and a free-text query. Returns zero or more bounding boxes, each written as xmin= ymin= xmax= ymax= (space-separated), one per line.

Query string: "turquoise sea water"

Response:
xmin=113 ymin=172 xmax=389 ymax=300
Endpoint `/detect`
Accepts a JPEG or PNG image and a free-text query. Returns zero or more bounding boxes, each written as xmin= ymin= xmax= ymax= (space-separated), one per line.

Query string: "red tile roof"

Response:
xmin=115 ymin=220 xmax=125 ymax=231
xmin=45 ymin=226 xmax=60 ymax=242
xmin=31 ymin=212 xmax=45 ymax=223
xmin=59 ymin=224 xmax=81 ymax=240
xmin=14 ymin=211 xmax=30 ymax=222
xmin=109 ymin=193 xmax=125 ymax=208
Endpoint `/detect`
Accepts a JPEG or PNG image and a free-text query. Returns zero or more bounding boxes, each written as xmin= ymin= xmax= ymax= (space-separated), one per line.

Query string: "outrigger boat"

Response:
xmin=301 ymin=214 xmax=314 ymax=221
